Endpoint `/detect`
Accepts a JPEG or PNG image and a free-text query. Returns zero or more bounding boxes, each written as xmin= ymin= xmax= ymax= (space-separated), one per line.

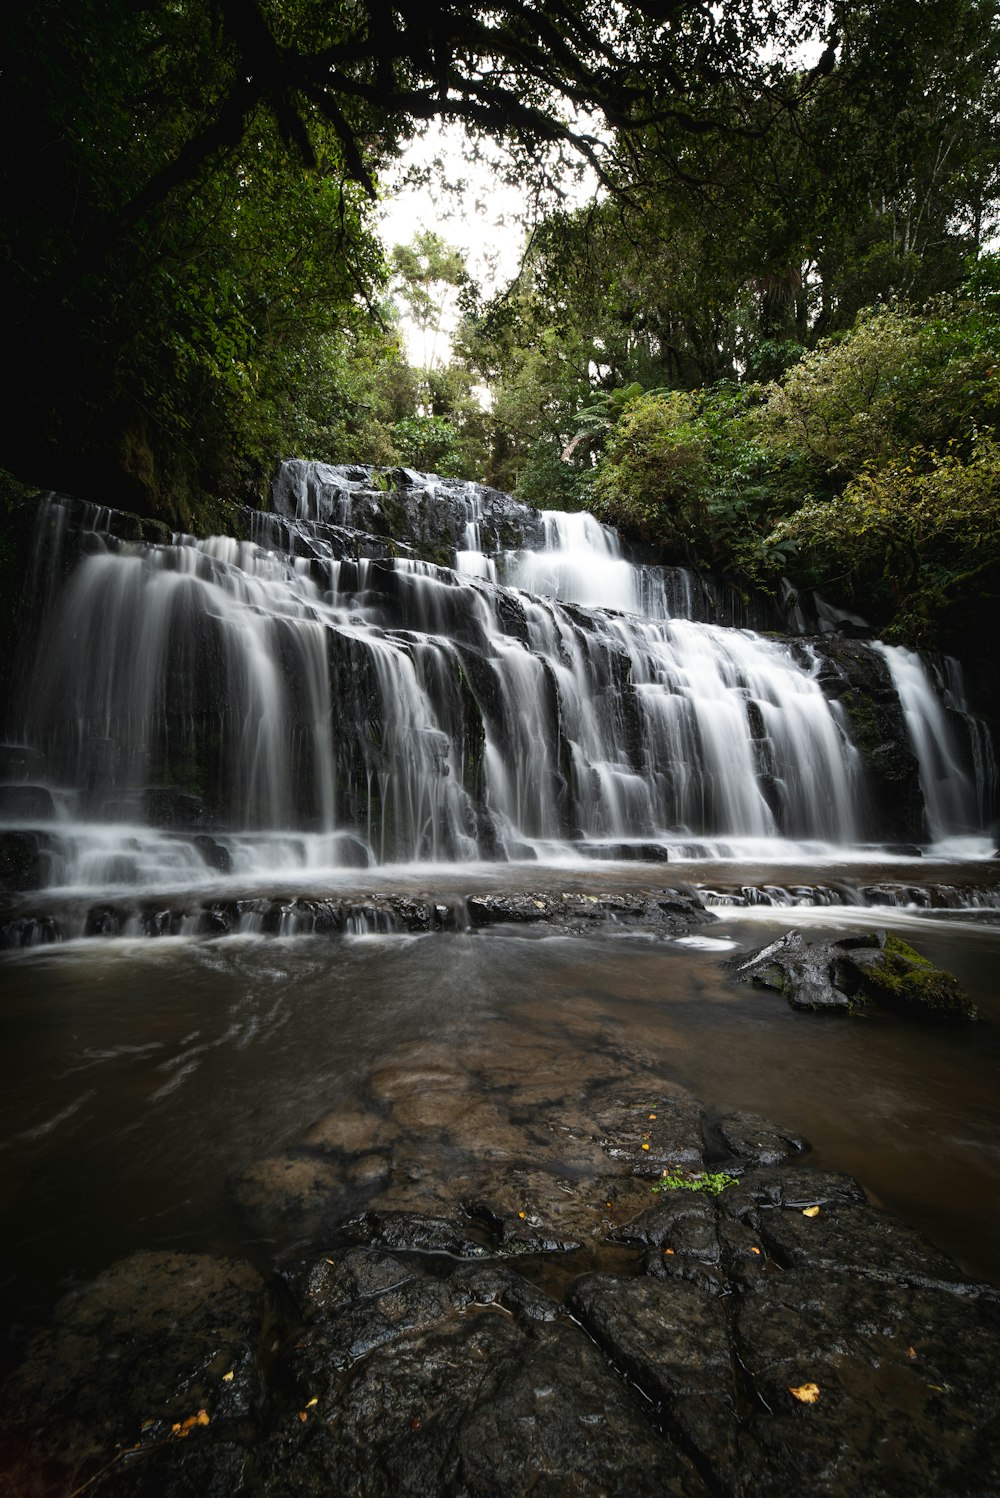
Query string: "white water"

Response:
xmin=1 ymin=483 xmax=994 ymax=905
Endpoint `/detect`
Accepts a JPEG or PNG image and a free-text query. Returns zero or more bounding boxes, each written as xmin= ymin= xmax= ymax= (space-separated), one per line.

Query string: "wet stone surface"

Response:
xmin=2 ymin=1047 xmax=999 ymax=1498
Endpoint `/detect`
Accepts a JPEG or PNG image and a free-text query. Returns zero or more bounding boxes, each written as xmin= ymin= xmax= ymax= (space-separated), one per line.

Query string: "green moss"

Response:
xmin=650 ymin=1169 xmax=738 ymax=1196
xmin=859 ymin=934 xmax=978 ymax=1023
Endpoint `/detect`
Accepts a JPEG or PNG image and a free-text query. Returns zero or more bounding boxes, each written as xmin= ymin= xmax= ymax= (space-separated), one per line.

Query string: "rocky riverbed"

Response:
xmin=2 ymin=988 xmax=998 ymax=1498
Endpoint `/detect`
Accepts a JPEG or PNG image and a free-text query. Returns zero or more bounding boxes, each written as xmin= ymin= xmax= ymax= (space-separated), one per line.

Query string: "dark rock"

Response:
xmin=594 ymin=1090 xmax=705 ymax=1175
xmin=0 ymin=829 xmax=46 ymax=891
xmin=0 ymin=743 xmax=46 ymax=781
xmin=0 ymin=1251 xmax=266 ymax=1498
xmin=734 ymin=1265 xmax=1000 ymax=1496
xmin=274 ymin=1252 xmax=707 ymax=1497
xmin=712 ymin=1109 xmax=809 ymax=1168
xmin=143 ymin=786 xmax=206 ymax=829
xmin=465 ymin=1198 xmax=582 ymax=1255
xmin=718 ymin=1166 xmax=868 ymax=1220
xmin=0 ymin=783 xmax=55 ymax=820
xmin=835 ymin=932 xmax=978 ymax=1022
xmin=567 ymin=1273 xmax=741 ymax=1491
xmin=193 ymin=833 xmax=232 ymax=872
xmin=335 ymin=1209 xmax=492 ymax=1258
xmin=730 ymin=927 xmax=976 ymax=1021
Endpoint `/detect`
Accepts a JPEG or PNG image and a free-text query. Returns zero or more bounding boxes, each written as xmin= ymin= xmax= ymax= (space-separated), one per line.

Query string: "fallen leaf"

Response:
xmin=298 ymin=1411 xmax=309 ymax=1423
xmin=195 ymin=1410 xmax=210 ymax=1427
xmin=648 ymin=1113 xmax=657 ymax=1120
xmin=664 ymin=1247 xmax=675 ymax=1256
xmin=326 ymin=1257 xmax=335 ymax=1265
xmin=222 ymin=1370 xmax=235 ymax=1382
xmin=802 ymin=1206 xmax=821 ymax=1218
xmin=788 ymin=1383 xmax=820 ymax=1404
xmin=306 ymin=1397 xmax=318 ymax=1407
xmin=750 ymin=1246 xmax=762 ymax=1256
xmin=906 ymin=1346 xmax=917 ymax=1359
xmin=518 ymin=1211 xmax=526 ymax=1219
xmin=641 ymin=1143 xmax=650 ymax=1151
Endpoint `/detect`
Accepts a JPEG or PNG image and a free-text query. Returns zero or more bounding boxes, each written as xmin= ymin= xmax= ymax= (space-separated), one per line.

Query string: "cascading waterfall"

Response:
xmin=0 ymin=470 xmax=994 ymax=914
xmin=875 ymin=643 xmax=997 ymax=848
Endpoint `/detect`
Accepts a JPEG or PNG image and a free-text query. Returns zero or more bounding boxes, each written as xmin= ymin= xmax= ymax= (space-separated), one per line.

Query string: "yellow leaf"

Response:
xmin=641 ymin=1143 xmax=650 ymax=1151
xmin=750 ymin=1246 xmax=762 ymax=1256
xmin=306 ymin=1397 xmax=318 ymax=1408
xmin=648 ymin=1113 xmax=657 ymax=1120
xmin=518 ymin=1211 xmax=526 ymax=1219
xmin=195 ymin=1411 xmax=210 ymax=1427
xmin=789 ymin=1383 xmax=820 ymax=1404
xmin=664 ymin=1247 xmax=675 ymax=1256
xmin=222 ymin=1370 xmax=235 ymax=1382
xmin=802 ymin=1206 xmax=821 ymax=1218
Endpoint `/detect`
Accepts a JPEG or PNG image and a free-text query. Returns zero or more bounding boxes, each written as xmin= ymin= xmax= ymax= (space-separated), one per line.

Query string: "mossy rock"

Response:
xmin=841 ymin=934 xmax=978 ymax=1024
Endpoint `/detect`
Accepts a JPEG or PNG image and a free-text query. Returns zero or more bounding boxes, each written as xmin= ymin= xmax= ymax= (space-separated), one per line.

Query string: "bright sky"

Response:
xmin=377 ymin=121 xmax=599 ymax=363
xmin=378 ymin=122 xmax=535 ymax=294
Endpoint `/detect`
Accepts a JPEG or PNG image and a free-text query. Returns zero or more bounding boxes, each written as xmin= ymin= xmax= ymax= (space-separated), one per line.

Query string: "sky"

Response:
xmin=377 ymin=121 xmax=598 ymax=364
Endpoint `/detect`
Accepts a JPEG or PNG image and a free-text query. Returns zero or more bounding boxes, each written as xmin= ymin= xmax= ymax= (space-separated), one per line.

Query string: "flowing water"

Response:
xmin=1 ymin=469 xmax=998 ymax=1323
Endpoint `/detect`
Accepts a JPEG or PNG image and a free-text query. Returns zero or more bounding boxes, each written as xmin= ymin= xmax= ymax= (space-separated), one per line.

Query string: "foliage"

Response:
xmin=753 ymin=297 xmax=1000 ymax=494
xmin=591 ymin=384 xmax=774 ymax=564
xmin=391 ymin=416 xmax=465 ymax=476
xmin=593 ymin=392 xmax=712 ymax=554
xmin=760 ymin=432 xmax=1000 ymax=643
xmin=650 ymin=1169 xmax=739 ymax=1195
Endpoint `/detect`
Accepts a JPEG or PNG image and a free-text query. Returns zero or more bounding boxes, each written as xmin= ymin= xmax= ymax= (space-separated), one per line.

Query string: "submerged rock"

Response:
xmin=731 ymin=927 xmax=977 ymax=1021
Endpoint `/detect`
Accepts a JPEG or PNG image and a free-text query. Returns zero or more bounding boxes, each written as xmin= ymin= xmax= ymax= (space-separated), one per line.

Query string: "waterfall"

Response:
xmin=0 ymin=477 xmax=993 ymax=906
xmin=876 ymin=644 xmax=998 ymax=848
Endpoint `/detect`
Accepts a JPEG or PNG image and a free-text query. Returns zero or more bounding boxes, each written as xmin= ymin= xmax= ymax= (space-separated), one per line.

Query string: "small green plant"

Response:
xmin=650 ymin=1168 xmax=738 ymax=1196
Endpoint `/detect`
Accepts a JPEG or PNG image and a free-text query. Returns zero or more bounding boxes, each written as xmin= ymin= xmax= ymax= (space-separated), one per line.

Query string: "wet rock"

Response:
xmin=730 ymin=927 xmax=976 ymax=1021
xmin=143 ymin=786 xmax=206 ymax=829
xmin=567 ymin=1274 xmax=741 ymax=1490
xmin=734 ymin=1265 xmax=1000 ymax=1496
xmin=465 ymin=887 xmax=709 ymax=935
xmin=728 ymin=1176 xmax=996 ymax=1298
xmin=719 ymin=1166 xmax=868 ymax=1220
xmin=594 ymin=1089 xmax=705 ymax=1175
xmin=274 ymin=1251 xmax=707 ymax=1497
xmin=640 ymin=1198 xmax=725 ymax=1292
xmin=730 ymin=929 xmax=852 ymax=1011
xmin=465 ymin=1198 xmax=582 ymax=1255
xmin=335 ymin=1209 xmax=491 ymax=1258
xmin=0 ymin=783 xmax=55 ymax=820
xmin=0 ymin=829 xmax=47 ymax=891
xmin=0 ymin=1252 xmax=266 ymax=1498
xmin=193 ymin=833 xmax=232 ymax=872
xmin=835 ymin=931 xmax=978 ymax=1022
xmin=712 ymin=1109 xmax=809 ymax=1168
xmin=0 ymin=743 xmax=46 ymax=780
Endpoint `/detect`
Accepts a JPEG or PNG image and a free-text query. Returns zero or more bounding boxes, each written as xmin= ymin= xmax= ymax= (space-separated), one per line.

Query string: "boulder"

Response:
xmin=731 ymin=927 xmax=977 ymax=1022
